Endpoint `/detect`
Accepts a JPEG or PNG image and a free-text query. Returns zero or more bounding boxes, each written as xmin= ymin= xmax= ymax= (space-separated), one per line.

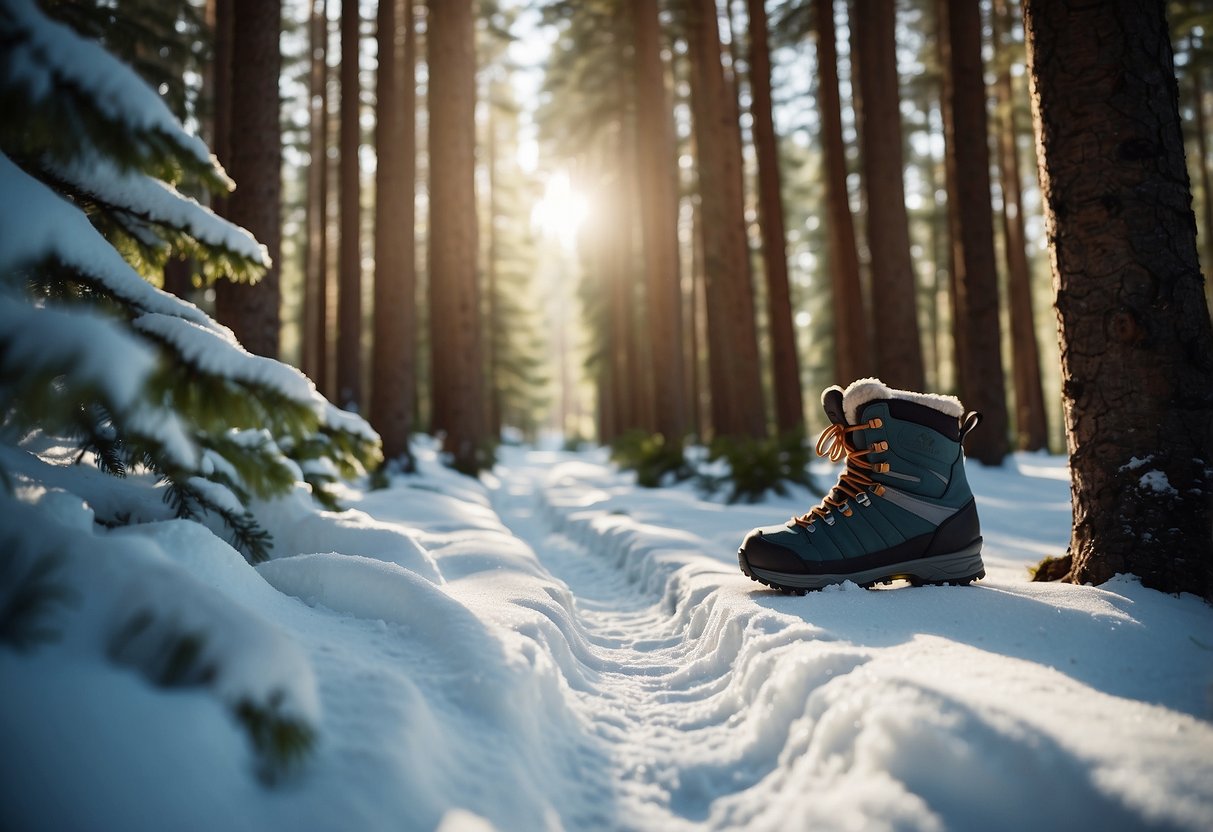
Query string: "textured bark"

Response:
xmin=816 ymin=0 xmax=868 ymax=388
xmin=937 ymin=0 xmax=1009 ymax=464
xmin=992 ymin=0 xmax=1048 ymax=451
xmin=629 ymin=0 xmax=688 ymax=441
xmin=427 ymin=0 xmax=485 ymax=472
xmin=746 ymin=0 xmax=804 ymax=434
xmin=853 ymin=0 xmax=924 ymax=393
xmin=371 ymin=0 xmax=415 ymax=463
xmin=685 ymin=0 xmax=767 ymax=440
xmin=303 ymin=0 xmax=329 ymax=394
xmin=213 ymin=0 xmax=281 ymax=358
xmin=485 ymin=96 xmax=501 ymax=441
xmin=336 ymin=0 xmax=362 ymax=409
xmin=1191 ymin=56 xmax=1213 ymax=294
xmin=1024 ymin=0 xmax=1213 ymax=598
xmin=209 ymin=0 xmax=231 ymax=217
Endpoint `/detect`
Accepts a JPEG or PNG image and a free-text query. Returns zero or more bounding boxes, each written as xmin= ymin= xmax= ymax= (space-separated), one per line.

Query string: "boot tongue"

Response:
xmin=821 ymin=387 xmax=848 ymax=426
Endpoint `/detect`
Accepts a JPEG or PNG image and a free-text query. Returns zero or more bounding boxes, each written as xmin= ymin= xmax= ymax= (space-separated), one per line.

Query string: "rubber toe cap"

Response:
xmin=741 ymin=527 xmax=809 ymax=574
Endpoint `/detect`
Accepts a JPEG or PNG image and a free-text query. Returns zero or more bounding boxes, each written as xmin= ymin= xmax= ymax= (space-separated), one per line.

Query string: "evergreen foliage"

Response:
xmin=109 ymin=607 xmax=317 ymax=783
xmin=0 ymin=546 xmax=76 ymax=652
xmin=0 ymin=0 xmax=381 ymax=564
xmin=610 ymin=430 xmax=693 ymax=488
xmin=698 ymin=432 xmax=818 ymax=504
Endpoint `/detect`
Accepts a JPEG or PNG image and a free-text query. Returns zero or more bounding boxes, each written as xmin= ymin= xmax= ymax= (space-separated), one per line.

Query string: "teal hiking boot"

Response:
xmin=738 ymin=378 xmax=985 ymax=593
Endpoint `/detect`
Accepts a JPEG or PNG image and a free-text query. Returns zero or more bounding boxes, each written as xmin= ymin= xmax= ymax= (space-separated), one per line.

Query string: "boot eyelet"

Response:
xmin=876 ymin=462 xmax=890 ymax=473
xmin=841 ymin=505 xmax=852 ymax=517
xmin=868 ymin=418 xmax=883 ymax=429
xmin=872 ymin=484 xmax=886 ymax=496
xmin=856 ymin=492 xmax=870 ymax=506
xmin=874 ymin=440 xmax=889 ymax=452
xmin=824 ymin=512 xmax=836 ymax=526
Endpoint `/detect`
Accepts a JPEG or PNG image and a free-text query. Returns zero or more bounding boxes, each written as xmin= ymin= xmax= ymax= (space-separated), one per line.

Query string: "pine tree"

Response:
xmin=815 ymin=0 xmax=868 ymax=387
xmin=937 ymin=0 xmax=1009 ymax=464
xmin=630 ymin=0 xmax=689 ymax=445
xmin=991 ymin=0 xmax=1048 ymax=451
xmin=336 ymin=0 xmax=362 ymax=410
xmin=0 ymin=0 xmax=380 ymax=562
xmin=853 ymin=0 xmax=925 ymax=392
xmin=683 ymin=0 xmax=767 ymax=440
xmin=302 ymin=0 xmax=330 ymax=393
xmin=212 ymin=0 xmax=283 ymax=359
xmin=745 ymin=0 xmax=805 ymax=435
xmin=371 ymin=0 xmax=416 ymax=465
xmin=428 ymin=0 xmax=487 ymax=473
xmin=1024 ymin=0 xmax=1213 ymax=599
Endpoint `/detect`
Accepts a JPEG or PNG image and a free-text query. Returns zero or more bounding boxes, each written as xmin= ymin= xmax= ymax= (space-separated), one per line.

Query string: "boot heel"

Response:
xmin=908 ymin=539 xmax=985 ymax=586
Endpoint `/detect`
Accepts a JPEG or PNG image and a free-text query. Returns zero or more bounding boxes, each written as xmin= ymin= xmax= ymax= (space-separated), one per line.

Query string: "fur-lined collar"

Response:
xmin=823 ymin=377 xmax=965 ymax=424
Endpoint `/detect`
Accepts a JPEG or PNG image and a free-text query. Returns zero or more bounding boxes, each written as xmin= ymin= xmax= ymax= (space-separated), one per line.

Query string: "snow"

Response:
xmin=48 ymin=152 xmax=269 ymax=267
xmin=0 ymin=0 xmax=224 ymax=182
xmin=1138 ymin=470 xmax=1178 ymax=496
xmin=0 ymin=152 xmax=217 ymax=331
xmin=0 ymin=293 xmax=155 ymax=411
xmin=3 ymin=445 xmax=1212 ymax=831
xmin=134 ymin=312 xmax=318 ymax=408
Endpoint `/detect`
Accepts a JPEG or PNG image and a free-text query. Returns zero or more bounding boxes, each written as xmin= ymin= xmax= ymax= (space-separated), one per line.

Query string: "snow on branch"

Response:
xmin=46 ymin=152 xmax=271 ymax=276
xmin=133 ymin=313 xmax=318 ymax=410
xmin=0 ymin=152 xmax=219 ymax=330
xmin=0 ymin=0 xmax=229 ymax=189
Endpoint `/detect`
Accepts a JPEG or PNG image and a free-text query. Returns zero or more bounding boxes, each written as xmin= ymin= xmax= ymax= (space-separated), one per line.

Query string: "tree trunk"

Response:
xmin=853 ymin=0 xmax=924 ymax=393
xmin=815 ymin=0 xmax=868 ymax=388
xmin=1190 ymin=50 xmax=1213 ymax=298
xmin=1024 ymin=0 xmax=1213 ymax=599
xmin=336 ymin=0 xmax=362 ymax=410
xmin=427 ymin=0 xmax=485 ymax=473
xmin=937 ymin=0 xmax=1009 ymax=464
xmin=162 ymin=255 xmax=192 ymax=299
xmin=303 ymin=0 xmax=329 ymax=394
xmin=992 ymin=0 xmax=1048 ymax=451
xmin=746 ymin=0 xmax=804 ymax=434
xmin=370 ymin=0 xmax=415 ymax=463
xmin=209 ymin=0 xmax=231 ymax=218
xmin=212 ymin=0 xmax=281 ymax=358
xmin=484 ymin=91 xmax=501 ymax=441
xmin=685 ymin=0 xmax=767 ymax=440
xmin=629 ymin=0 xmax=687 ymax=442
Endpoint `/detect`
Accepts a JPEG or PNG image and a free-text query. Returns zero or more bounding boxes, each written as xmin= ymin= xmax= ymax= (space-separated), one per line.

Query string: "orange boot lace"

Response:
xmin=793 ymin=417 xmax=887 ymax=527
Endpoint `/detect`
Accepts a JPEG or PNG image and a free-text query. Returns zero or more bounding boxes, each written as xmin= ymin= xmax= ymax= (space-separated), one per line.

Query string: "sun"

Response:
xmin=532 ymin=170 xmax=589 ymax=249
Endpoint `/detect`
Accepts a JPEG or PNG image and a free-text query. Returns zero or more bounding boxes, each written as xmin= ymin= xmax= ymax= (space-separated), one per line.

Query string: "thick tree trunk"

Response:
xmin=213 ymin=0 xmax=281 ymax=358
xmin=685 ymin=0 xmax=766 ymax=440
xmin=1024 ymin=0 xmax=1213 ymax=599
xmin=303 ymin=0 xmax=329 ymax=394
xmin=745 ymin=0 xmax=804 ymax=434
xmin=427 ymin=0 xmax=485 ymax=473
xmin=992 ymin=0 xmax=1048 ymax=451
xmin=853 ymin=0 xmax=924 ymax=393
xmin=371 ymin=0 xmax=415 ymax=463
xmin=484 ymin=95 xmax=501 ymax=441
xmin=629 ymin=0 xmax=688 ymax=442
xmin=937 ymin=0 xmax=1009 ymax=464
xmin=815 ymin=0 xmax=868 ymax=388
xmin=336 ymin=0 xmax=362 ymax=409
xmin=1190 ymin=54 xmax=1213 ymax=295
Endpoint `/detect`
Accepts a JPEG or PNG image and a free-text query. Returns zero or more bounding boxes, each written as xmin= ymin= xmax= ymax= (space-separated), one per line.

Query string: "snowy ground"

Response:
xmin=3 ymin=443 xmax=1213 ymax=831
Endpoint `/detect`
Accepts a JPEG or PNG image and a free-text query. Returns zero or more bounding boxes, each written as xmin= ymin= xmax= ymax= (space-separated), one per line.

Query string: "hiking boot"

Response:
xmin=738 ymin=378 xmax=985 ymax=593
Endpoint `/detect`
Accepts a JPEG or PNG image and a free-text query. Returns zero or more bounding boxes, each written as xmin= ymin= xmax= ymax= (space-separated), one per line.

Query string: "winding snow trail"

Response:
xmin=481 ymin=448 xmax=1213 ymax=831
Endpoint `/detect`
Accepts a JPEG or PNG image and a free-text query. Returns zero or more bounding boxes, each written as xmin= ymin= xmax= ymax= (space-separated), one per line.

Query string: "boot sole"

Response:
xmin=738 ymin=539 xmax=985 ymax=595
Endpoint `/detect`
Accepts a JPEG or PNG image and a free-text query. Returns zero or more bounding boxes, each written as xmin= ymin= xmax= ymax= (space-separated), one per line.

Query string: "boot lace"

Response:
xmin=793 ymin=418 xmax=886 ymax=527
